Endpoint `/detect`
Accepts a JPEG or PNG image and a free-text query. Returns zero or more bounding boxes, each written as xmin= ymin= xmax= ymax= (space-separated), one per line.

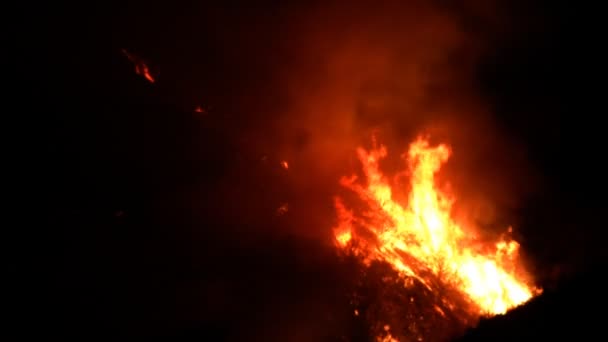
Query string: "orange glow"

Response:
xmin=333 ymin=136 xmax=540 ymax=317
xmin=378 ymin=326 xmax=398 ymax=342
xmin=333 ymin=197 xmax=353 ymax=247
xmin=194 ymin=105 xmax=208 ymax=114
xmin=378 ymin=333 xmax=398 ymax=342
xmin=121 ymin=49 xmax=155 ymax=83
xmin=276 ymin=203 xmax=289 ymax=216
xmin=280 ymin=160 xmax=289 ymax=170
xmin=140 ymin=65 xmax=155 ymax=83
xmin=336 ymin=230 xmax=352 ymax=247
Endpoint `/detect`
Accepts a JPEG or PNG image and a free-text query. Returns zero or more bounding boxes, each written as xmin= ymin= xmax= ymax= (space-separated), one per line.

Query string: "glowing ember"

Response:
xmin=280 ymin=160 xmax=289 ymax=170
xmin=276 ymin=203 xmax=289 ymax=216
xmin=121 ymin=49 xmax=156 ymax=83
xmin=378 ymin=326 xmax=399 ymax=342
xmin=334 ymin=136 xmax=540 ymax=320
xmin=378 ymin=335 xmax=399 ymax=342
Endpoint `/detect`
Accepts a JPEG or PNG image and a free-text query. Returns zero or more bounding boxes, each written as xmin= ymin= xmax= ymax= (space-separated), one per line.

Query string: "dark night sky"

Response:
xmin=27 ymin=0 xmax=608 ymax=340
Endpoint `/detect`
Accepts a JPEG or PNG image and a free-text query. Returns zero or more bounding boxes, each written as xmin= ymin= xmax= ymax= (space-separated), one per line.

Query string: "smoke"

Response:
xmin=197 ymin=1 xmax=538 ymax=244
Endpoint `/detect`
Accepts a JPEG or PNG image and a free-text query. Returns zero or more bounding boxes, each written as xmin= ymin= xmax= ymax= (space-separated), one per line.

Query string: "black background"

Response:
xmin=25 ymin=0 xmax=607 ymax=340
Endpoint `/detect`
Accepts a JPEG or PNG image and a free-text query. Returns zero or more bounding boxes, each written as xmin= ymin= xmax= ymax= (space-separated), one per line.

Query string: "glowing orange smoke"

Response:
xmin=121 ymin=49 xmax=156 ymax=83
xmin=334 ymin=136 xmax=540 ymax=317
xmin=276 ymin=203 xmax=289 ymax=216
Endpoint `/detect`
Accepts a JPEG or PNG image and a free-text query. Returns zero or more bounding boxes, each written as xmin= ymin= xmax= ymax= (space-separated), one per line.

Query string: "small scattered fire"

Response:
xmin=333 ymin=135 xmax=540 ymax=332
xmin=121 ymin=49 xmax=156 ymax=83
xmin=378 ymin=325 xmax=399 ymax=342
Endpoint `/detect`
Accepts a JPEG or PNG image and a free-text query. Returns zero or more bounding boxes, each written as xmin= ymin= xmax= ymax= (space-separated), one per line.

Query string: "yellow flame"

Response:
xmin=334 ymin=136 xmax=540 ymax=316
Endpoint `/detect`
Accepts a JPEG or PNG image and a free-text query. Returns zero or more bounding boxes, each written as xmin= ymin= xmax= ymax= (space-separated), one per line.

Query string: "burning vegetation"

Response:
xmin=333 ymin=135 xmax=541 ymax=340
xmin=66 ymin=1 xmax=553 ymax=341
xmin=121 ymin=48 xmax=156 ymax=83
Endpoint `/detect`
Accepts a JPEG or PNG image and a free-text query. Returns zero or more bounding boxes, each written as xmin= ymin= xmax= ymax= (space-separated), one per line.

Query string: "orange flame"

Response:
xmin=280 ymin=160 xmax=289 ymax=170
xmin=334 ymin=136 xmax=540 ymax=317
xmin=378 ymin=326 xmax=399 ymax=342
xmin=378 ymin=333 xmax=399 ymax=342
xmin=121 ymin=49 xmax=156 ymax=83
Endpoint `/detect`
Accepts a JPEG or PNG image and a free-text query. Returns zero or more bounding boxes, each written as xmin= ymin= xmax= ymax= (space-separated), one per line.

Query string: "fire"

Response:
xmin=334 ymin=136 xmax=540 ymax=319
xmin=379 ymin=332 xmax=399 ymax=342
xmin=121 ymin=49 xmax=156 ymax=83
xmin=378 ymin=326 xmax=398 ymax=342
xmin=280 ymin=160 xmax=289 ymax=170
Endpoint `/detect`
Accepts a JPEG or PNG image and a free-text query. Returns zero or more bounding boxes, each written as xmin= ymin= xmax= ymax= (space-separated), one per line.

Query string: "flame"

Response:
xmin=378 ymin=333 xmax=399 ymax=342
xmin=280 ymin=160 xmax=289 ymax=170
xmin=334 ymin=197 xmax=354 ymax=247
xmin=121 ymin=49 xmax=156 ymax=83
xmin=378 ymin=326 xmax=399 ymax=342
xmin=334 ymin=136 xmax=540 ymax=318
